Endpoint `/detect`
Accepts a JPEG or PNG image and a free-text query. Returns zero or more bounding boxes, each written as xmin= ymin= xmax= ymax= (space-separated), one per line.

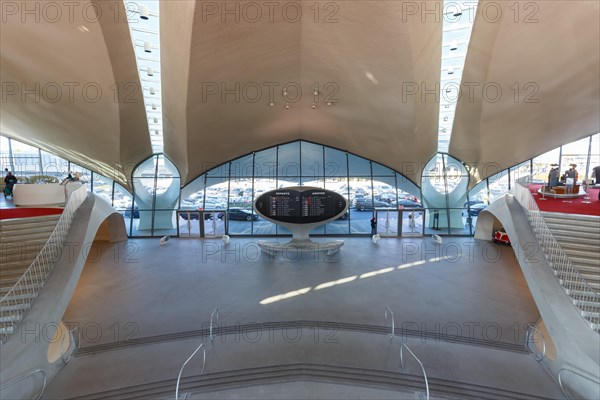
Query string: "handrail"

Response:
xmin=0 ymin=369 xmax=47 ymax=400
xmin=384 ymin=306 xmax=394 ymax=341
xmin=0 ymin=185 xmax=88 ymax=344
xmin=513 ymin=176 xmax=599 ymax=333
xmin=175 ymin=343 xmax=206 ymax=400
xmin=60 ymin=325 xmax=80 ymax=364
xmin=399 ymin=343 xmax=430 ymax=400
xmin=210 ymin=307 xmax=219 ymax=342
xmin=558 ymin=367 xmax=600 ymax=400
xmin=524 ymin=324 xmax=546 ymax=362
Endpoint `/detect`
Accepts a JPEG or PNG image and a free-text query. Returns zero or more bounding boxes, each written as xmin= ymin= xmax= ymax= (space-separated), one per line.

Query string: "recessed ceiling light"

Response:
xmin=144 ymin=42 xmax=152 ymax=53
xmin=139 ymin=5 xmax=149 ymax=20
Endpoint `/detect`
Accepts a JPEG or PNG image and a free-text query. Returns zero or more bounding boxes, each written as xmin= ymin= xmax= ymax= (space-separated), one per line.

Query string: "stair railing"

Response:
xmin=60 ymin=325 xmax=81 ymax=364
xmin=513 ymin=176 xmax=599 ymax=330
xmin=210 ymin=307 xmax=219 ymax=342
xmin=524 ymin=324 xmax=546 ymax=362
xmin=0 ymin=369 xmax=47 ymax=400
xmin=0 ymin=185 xmax=88 ymax=344
xmin=399 ymin=343 xmax=430 ymax=400
xmin=384 ymin=306 xmax=394 ymax=342
xmin=175 ymin=343 xmax=206 ymax=400
xmin=558 ymin=367 xmax=600 ymax=400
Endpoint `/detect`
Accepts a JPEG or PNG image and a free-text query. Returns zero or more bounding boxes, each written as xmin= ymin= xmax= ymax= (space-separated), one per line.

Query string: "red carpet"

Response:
xmin=0 ymin=208 xmax=63 ymax=220
xmin=528 ymin=184 xmax=600 ymax=216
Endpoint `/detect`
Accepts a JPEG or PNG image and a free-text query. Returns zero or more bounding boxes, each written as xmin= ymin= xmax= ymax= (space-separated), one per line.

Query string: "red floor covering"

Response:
xmin=0 ymin=207 xmax=63 ymax=220
xmin=528 ymin=184 xmax=600 ymax=216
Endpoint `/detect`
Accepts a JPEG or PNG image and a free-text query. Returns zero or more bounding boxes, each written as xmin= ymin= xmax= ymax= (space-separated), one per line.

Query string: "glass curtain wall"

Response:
xmin=180 ymin=140 xmax=421 ymax=237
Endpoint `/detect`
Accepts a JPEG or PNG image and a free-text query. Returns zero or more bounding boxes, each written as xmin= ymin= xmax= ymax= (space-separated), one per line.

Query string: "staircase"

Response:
xmin=537 ymin=212 xmax=600 ymax=332
xmin=0 ymin=214 xmax=61 ymax=336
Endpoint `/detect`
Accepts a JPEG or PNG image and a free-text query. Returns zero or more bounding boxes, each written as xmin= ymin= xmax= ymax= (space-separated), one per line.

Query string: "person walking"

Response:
xmin=370 ymin=217 xmax=377 ymax=235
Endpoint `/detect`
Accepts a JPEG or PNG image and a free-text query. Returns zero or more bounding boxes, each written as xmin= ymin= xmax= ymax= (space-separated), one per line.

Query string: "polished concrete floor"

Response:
xmin=43 ymin=236 xmax=563 ymax=398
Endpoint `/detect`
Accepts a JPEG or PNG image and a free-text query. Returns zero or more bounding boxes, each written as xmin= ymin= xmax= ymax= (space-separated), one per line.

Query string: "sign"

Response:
xmin=255 ymin=187 xmax=347 ymax=224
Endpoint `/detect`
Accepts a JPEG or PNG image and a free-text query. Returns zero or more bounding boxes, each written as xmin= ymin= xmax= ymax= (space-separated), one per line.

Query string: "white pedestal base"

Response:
xmin=258 ymin=239 xmax=344 ymax=256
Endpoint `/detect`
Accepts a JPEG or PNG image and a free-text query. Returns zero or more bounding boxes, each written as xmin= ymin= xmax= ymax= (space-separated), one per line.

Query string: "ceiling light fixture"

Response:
xmin=450 ymin=40 xmax=458 ymax=51
xmin=285 ymin=103 xmax=290 ymax=110
xmin=152 ymin=103 xmax=157 ymax=110
xmin=269 ymin=101 xmax=275 ymax=107
xmin=150 ymin=87 xmax=156 ymax=95
xmin=447 ymin=66 xmax=454 ymax=75
xmin=312 ymin=103 xmax=317 ymax=109
xmin=153 ymin=117 xmax=158 ymax=123
xmin=144 ymin=42 xmax=152 ymax=53
xmin=139 ymin=5 xmax=149 ymax=20
xmin=147 ymin=67 xmax=154 ymax=76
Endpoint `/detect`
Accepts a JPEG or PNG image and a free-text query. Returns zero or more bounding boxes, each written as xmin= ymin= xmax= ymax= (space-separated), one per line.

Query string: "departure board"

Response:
xmin=255 ymin=187 xmax=347 ymax=223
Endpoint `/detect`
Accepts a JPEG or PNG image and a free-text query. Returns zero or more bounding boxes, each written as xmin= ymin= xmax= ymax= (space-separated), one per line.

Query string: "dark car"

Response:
xmin=179 ymin=211 xmax=215 ymax=220
xmin=464 ymin=200 xmax=484 ymax=208
xmin=124 ymin=207 xmax=139 ymax=218
xmin=467 ymin=203 xmax=487 ymax=216
xmin=396 ymin=199 xmax=422 ymax=208
xmin=353 ymin=198 xmax=389 ymax=211
xmin=218 ymin=209 xmax=258 ymax=221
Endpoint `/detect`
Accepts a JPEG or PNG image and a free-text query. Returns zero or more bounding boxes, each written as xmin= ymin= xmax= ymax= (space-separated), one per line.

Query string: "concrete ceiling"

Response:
xmin=450 ymin=0 xmax=600 ymax=184
xmin=0 ymin=0 xmax=152 ymax=189
xmin=161 ymin=1 xmax=442 ymax=185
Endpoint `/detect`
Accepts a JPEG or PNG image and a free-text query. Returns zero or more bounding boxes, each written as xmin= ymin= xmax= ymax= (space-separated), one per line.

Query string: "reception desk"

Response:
xmin=12 ymin=183 xmax=66 ymax=206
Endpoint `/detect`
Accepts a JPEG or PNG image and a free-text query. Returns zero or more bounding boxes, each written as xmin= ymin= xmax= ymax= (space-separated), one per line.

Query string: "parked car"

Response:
xmin=464 ymin=200 xmax=484 ymax=208
xmin=353 ymin=198 xmax=389 ymax=211
xmin=217 ymin=209 xmax=258 ymax=221
xmin=180 ymin=211 xmax=215 ymax=220
xmin=467 ymin=203 xmax=487 ymax=216
xmin=493 ymin=227 xmax=511 ymax=245
xmin=124 ymin=207 xmax=139 ymax=218
xmin=396 ymin=199 xmax=422 ymax=208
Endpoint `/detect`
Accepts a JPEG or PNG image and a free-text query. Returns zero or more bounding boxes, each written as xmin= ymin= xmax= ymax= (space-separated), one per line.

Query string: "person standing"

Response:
xmin=370 ymin=217 xmax=377 ymax=235
xmin=565 ymin=164 xmax=578 ymax=194
xmin=547 ymin=163 xmax=559 ymax=189
xmin=592 ymin=165 xmax=600 ymax=185
xmin=4 ymin=171 xmax=18 ymax=197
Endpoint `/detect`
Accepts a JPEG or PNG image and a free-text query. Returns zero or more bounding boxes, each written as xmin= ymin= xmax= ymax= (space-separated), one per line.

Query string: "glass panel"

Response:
xmin=114 ymin=183 xmax=133 ymax=236
xmin=152 ymin=155 xmax=180 ymax=235
xmin=181 ymin=175 xmax=205 ymax=210
xmin=509 ymin=161 xmax=531 ymax=189
xmin=41 ymin=150 xmax=69 ymax=180
xmin=324 ymin=147 xmax=347 ymax=177
xmin=469 ymin=180 xmax=489 ymax=205
xmin=324 ymin=178 xmax=349 ymax=234
xmin=301 ymin=141 xmax=323 ymax=179
xmin=532 ymin=148 xmax=560 ymax=183
xmin=70 ymin=162 xmax=92 ymax=189
xmin=488 ymin=170 xmax=509 ymax=203
xmin=377 ymin=209 xmax=399 ymax=236
xmin=424 ymin=208 xmax=449 ymax=235
xmin=560 ymin=137 xmax=590 ymax=184
xmin=92 ymin=174 xmax=113 ymax=205
xmin=401 ymin=209 xmax=424 ymax=237
xmin=10 ymin=139 xmax=41 ymax=180
xmin=0 ymin=136 xmax=11 ymax=171
xmin=349 ymin=177 xmax=371 ymax=234
xmin=253 ymin=178 xmax=277 ymax=235
xmin=231 ymin=154 xmax=254 ymax=178
xmin=228 ymin=177 xmax=254 ymax=235
xmin=372 ymin=162 xmax=394 ymax=177
xmin=373 ymin=176 xmax=397 ymax=207
xmin=397 ymin=173 xmax=421 ymax=203
xmin=278 ymin=142 xmax=300 ymax=178
xmin=255 ymin=147 xmax=277 ymax=178
xmin=204 ymin=177 xmax=228 ymax=210
xmin=348 ymin=154 xmax=371 ymax=176
xmin=206 ymin=161 xmax=229 ymax=178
